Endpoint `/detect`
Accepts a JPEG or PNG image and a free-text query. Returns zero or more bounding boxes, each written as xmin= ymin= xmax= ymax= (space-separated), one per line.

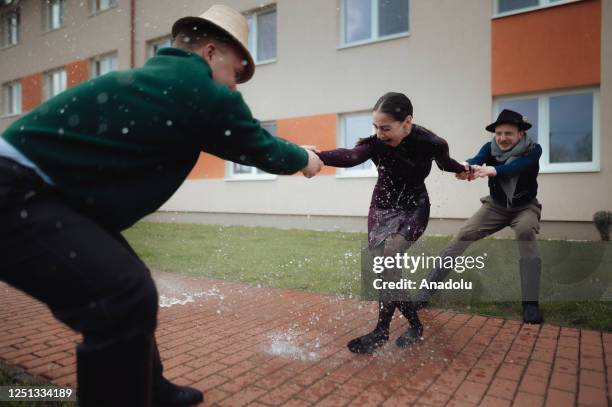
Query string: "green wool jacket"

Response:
xmin=2 ymin=47 xmax=308 ymax=231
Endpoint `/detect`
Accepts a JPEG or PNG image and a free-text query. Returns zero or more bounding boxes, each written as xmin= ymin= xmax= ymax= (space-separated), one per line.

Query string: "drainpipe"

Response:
xmin=130 ymin=0 xmax=135 ymax=68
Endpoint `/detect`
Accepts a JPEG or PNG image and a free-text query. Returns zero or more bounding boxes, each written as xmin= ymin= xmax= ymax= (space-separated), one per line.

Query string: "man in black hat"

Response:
xmin=415 ymin=109 xmax=544 ymax=323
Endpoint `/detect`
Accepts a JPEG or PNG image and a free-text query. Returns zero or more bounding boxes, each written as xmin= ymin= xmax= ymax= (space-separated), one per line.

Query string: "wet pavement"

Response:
xmin=1 ymin=271 xmax=610 ymax=406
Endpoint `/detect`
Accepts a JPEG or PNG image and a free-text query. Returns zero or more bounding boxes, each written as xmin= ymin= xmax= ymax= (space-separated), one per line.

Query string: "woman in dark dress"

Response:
xmin=316 ymin=92 xmax=468 ymax=354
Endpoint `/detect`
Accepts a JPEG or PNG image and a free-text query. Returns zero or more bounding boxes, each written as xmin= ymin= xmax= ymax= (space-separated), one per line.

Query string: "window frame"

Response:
xmin=44 ymin=68 xmax=67 ymax=101
xmin=147 ymin=36 xmax=172 ymax=59
xmin=90 ymin=52 xmax=118 ymax=78
xmin=335 ymin=111 xmax=377 ymax=178
xmin=494 ymin=87 xmax=600 ymax=173
xmin=225 ymin=121 xmax=279 ymax=181
xmin=91 ymin=0 xmax=117 ymax=15
xmin=2 ymin=80 xmax=22 ymax=117
xmin=245 ymin=5 xmax=277 ymax=65
xmin=2 ymin=9 xmax=20 ymax=48
xmin=492 ymin=0 xmax=582 ymax=18
xmin=339 ymin=0 xmax=410 ymax=49
xmin=43 ymin=0 xmax=65 ymax=32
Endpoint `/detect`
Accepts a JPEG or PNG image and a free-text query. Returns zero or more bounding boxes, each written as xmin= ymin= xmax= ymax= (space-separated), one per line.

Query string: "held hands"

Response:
xmin=301 ymin=147 xmax=323 ymax=178
xmin=455 ymin=162 xmax=496 ymax=181
xmin=455 ymin=162 xmax=473 ymax=181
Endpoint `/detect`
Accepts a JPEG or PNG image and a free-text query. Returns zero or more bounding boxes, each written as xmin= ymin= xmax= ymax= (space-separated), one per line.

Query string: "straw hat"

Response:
xmin=171 ymin=4 xmax=255 ymax=83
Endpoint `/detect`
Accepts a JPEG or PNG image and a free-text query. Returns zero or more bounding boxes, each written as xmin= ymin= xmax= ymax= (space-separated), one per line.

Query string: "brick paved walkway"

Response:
xmin=1 ymin=271 xmax=611 ymax=406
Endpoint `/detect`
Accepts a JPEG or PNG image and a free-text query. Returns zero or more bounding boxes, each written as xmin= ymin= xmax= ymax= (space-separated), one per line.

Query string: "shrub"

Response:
xmin=593 ymin=210 xmax=612 ymax=241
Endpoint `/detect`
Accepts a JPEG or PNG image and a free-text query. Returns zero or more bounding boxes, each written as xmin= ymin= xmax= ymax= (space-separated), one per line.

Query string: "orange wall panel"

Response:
xmin=66 ymin=60 xmax=90 ymax=87
xmin=187 ymin=152 xmax=226 ymax=179
xmin=21 ymin=73 xmax=43 ymax=112
xmin=492 ymin=0 xmax=601 ymax=96
xmin=277 ymin=114 xmax=337 ymax=176
xmin=188 ymin=113 xmax=339 ymax=179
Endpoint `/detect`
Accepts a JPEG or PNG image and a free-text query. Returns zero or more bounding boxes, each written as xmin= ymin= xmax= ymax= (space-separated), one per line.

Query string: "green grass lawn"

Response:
xmin=123 ymin=222 xmax=612 ymax=331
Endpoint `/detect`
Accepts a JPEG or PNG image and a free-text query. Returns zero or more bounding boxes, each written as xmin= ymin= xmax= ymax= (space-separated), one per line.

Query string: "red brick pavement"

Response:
xmin=1 ymin=271 xmax=611 ymax=406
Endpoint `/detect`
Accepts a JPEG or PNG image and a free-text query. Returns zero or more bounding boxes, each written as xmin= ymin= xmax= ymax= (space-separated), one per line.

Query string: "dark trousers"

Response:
xmin=0 ymin=157 xmax=163 ymax=406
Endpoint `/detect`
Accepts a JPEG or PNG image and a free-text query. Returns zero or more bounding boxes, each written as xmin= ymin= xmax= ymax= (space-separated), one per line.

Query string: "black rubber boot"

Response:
xmin=522 ymin=301 xmax=543 ymax=324
xmin=396 ymin=302 xmax=424 ymax=348
xmin=77 ymin=333 xmax=153 ymax=407
xmin=520 ymin=258 xmax=543 ymax=324
xmin=347 ymin=301 xmax=395 ymax=354
xmin=154 ymin=376 xmax=204 ymax=407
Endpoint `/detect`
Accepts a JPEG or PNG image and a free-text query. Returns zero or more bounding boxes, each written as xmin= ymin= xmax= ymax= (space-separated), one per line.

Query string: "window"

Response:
xmin=92 ymin=0 xmax=116 ymax=14
xmin=44 ymin=0 xmax=65 ymax=31
xmin=494 ymin=0 xmax=578 ymax=17
xmin=2 ymin=81 xmax=21 ymax=116
xmin=496 ymin=88 xmax=599 ymax=172
xmin=91 ymin=53 xmax=118 ymax=77
xmin=341 ymin=0 xmax=409 ymax=46
xmin=227 ymin=122 xmax=278 ymax=180
xmin=338 ymin=112 xmax=376 ymax=176
xmin=148 ymin=37 xmax=171 ymax=58
xmin=246 ymin=6 xmax=277 ymax=64
xmin=2 ymin=10 xmax=19 ymax=47
xmin=44 ymin=68 xmax=66 ymax=100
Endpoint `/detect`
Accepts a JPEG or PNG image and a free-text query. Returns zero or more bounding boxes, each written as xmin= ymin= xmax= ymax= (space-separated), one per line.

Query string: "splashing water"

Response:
xmin=154 ymin=271 xmax=226 ymax=308
xmin=159 ymin=294 xmax=195 ymax=308
xmin=265 ymin=329 xmax=319 ymax=362
xmin=157 ymin=288 xmax=225 ymax=308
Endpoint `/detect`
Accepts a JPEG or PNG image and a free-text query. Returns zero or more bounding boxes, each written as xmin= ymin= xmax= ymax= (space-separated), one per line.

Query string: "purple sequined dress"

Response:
xmin=317 ymin=125 xmax=465 ymax=249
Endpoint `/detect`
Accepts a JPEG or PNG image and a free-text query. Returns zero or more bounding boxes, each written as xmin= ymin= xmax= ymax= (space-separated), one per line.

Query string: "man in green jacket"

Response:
xmin=0 ymin=5 xmax=321 ymax=406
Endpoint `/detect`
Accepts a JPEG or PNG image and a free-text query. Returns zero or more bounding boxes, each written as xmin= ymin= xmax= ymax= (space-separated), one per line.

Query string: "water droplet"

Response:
xmin=69 ymin=251 xmax=77 ymax=259
xmin=166 ymin=120 xmax=173 ymax=126
xmin=224 ymin=130 xmax=231 ymax=136
xmin=122 ymin=127 xmax=129 ymax=134
xmin=97 ymin=93 xmax=108 ymax=104
xmin=20 ymin=210 xmax=28 ymax=219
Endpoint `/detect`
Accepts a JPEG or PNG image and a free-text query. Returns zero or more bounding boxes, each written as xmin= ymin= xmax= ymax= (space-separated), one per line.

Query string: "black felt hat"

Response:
xmin=486 ymin=109 xmax=532 ymax=132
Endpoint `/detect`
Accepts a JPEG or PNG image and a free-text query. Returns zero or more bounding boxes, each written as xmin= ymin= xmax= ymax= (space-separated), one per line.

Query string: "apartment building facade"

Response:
xmin=1 ymin=0 xmax=610 ymax=240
